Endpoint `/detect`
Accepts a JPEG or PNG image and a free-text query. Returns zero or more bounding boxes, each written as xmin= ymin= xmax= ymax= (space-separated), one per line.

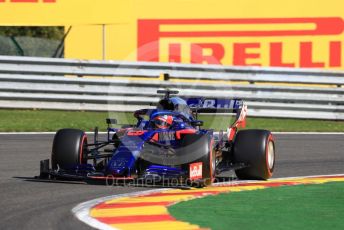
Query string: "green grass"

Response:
xmin=0 ymin=109 xmax=110 ymax=132
xmin=168 ymin=182 xmax=344 ymax=230
xmin=1 ymin=109 xmax=344 ymax=132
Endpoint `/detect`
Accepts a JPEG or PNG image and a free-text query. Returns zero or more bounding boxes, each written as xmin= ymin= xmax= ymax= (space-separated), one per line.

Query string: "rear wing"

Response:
xmin=185 ymin=98 xmax=243 ymax=113
xmin=185 ymin=98 xmax=247 ymax=128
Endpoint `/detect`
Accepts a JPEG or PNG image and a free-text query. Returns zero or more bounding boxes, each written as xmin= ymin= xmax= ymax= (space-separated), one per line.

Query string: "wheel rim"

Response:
xmin=208 ymin=139 xmax=215 ymax=185
xmin=267 ymin=141 xmax=275 ymax=170
xmin=212 ymin=151 xmax=216 ymax=177
xmin=79 ymin=135 xmax=88 ymax=164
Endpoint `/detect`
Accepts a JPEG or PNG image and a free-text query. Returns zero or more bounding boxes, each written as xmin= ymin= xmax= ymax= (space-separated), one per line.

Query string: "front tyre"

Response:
xmin=181 ymin=133 xmax=215 ymax=186
xmin=194 ymin=138 xmax=215 ymax=186
xmin=51 ymin=129 xmax=88 ymax=170
xmin=233 ymin=129 xmax=275 ymax=180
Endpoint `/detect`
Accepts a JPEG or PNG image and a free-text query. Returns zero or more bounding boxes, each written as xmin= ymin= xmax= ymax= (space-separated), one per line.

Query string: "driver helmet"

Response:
xmin=153 ymin=115 xmax=173 ymax=129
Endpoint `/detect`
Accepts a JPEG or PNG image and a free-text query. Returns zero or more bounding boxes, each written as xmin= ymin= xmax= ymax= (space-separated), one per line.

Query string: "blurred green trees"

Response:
xmin=0 ymin=27 xmax=64 ymax=40
xmin=0 ymin=27 xmax=65 ymax=57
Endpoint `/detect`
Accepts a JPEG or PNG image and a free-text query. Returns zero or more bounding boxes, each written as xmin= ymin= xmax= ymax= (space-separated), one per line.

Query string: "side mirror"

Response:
xmin=106 ymin=118 xmax=117 ymax=125
xmin=191 ymin=120 xmax=203 ymax=127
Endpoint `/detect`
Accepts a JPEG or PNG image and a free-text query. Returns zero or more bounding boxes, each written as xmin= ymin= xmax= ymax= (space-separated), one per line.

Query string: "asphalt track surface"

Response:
xmin=0 ymin=133 xmax=343 ymax=229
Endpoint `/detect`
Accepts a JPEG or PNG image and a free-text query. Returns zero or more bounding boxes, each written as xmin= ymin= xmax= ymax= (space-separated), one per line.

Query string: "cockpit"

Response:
xmin=156 ymin=97 xmax=192 ymax=120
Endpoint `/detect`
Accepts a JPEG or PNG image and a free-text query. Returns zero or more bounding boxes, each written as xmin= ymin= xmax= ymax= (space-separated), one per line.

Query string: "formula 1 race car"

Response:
xmin=39 ymin=90 xmax=275 ymax=187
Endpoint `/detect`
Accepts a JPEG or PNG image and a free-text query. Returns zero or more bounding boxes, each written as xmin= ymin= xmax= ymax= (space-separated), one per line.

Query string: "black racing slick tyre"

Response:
xmin=233 ymin=129 xmax=275 ymax=180
xmin=198 ymin=139 xmax=216 ymax=186
xmin=51 ymin=129 xmax=88 ymax=170
xmin=181 ymin=133 xmax=215 ymax=186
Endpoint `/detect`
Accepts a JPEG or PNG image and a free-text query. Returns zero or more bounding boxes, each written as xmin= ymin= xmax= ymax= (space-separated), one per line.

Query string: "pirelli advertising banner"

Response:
xmin=0 ymin=0 xmax=130 ymax=25
xmin=1 ymin=0 xmax=344 ymax=69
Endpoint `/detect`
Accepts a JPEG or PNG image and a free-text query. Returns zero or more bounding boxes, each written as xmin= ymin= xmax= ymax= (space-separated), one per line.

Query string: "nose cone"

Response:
xmin=106 ymin=166 xmax=127 ymax=177
xmin=114 ymin=167 xmax=126 ymax=176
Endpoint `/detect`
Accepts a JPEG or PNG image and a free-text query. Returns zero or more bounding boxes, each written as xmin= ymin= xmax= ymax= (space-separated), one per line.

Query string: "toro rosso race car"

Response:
xmin=39 ymin=90 xmax=275 ymax=187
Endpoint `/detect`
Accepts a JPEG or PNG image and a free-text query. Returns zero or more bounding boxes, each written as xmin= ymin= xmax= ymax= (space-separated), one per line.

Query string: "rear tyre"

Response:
xmin=51 ymin=129 xmax=88 ymax=170
xmin=233 ymin=129 xmax=275 ymax=180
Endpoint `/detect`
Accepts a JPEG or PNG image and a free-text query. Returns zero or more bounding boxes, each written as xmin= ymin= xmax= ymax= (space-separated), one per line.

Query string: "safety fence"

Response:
xmin=0 ymin=55 xmax=344 ymax=120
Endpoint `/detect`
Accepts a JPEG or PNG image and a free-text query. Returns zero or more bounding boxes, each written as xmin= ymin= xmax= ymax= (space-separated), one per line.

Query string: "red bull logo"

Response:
xmin=138 ymin=18 xmax=344 ymax=68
